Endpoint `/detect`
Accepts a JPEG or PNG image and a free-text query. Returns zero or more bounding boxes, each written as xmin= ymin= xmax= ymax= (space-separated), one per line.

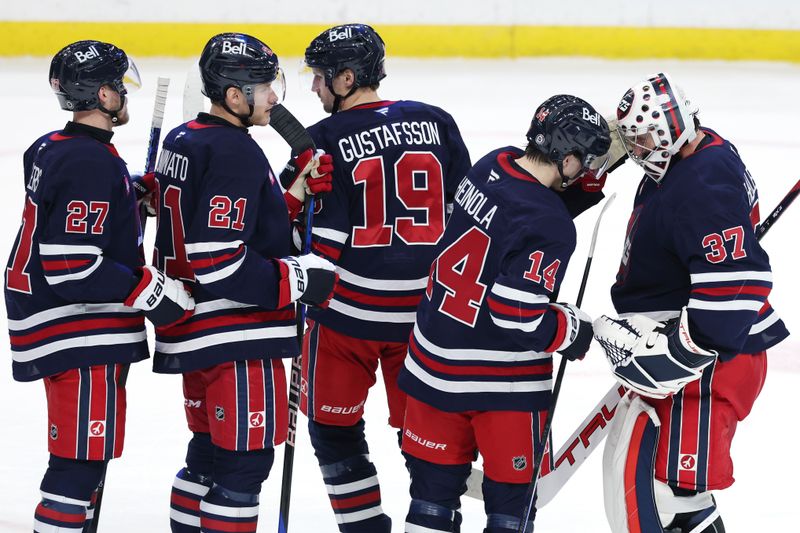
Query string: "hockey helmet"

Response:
xmin=199 ymin=33 xmax=284 ymax=106
xmin=304 ymin=24 xmax=386 ymax=112
xmin=616 ymin=72 xmax=699 ymax=183
xmin=49 ymin=40 xmax=141 ymax=113
xmin=526 ymin=94 xmax=612 ymax=186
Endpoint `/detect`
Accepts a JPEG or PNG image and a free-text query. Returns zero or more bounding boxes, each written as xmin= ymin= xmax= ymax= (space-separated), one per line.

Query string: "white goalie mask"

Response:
xmin=616 ymin=72 xmax=699 ymax=183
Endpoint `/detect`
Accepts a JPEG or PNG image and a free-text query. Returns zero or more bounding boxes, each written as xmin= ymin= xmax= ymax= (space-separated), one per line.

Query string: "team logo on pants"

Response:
xmin=89 ymin=420 xmax=106 ymax=437
xmin=50 ymin=424 xmax=58 ymax=440
xmin=679 ymin=454 xmax=697 ymax=471
xmin=215 ymin=406 xmax=225 ymax=421
xmin=249 ymin=411 xmax=265 ymax=428
xmin=513 ymin=456 xmax=527 ymax=471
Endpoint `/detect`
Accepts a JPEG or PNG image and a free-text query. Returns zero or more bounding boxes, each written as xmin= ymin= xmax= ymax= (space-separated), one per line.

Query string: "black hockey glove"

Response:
xmin=548 ymin=303 xmax=594 ymax=361
xmin=278 ymin=254 xmax=337 ymax=308
xmin=126 ymin=266 xmax=195 ymax=327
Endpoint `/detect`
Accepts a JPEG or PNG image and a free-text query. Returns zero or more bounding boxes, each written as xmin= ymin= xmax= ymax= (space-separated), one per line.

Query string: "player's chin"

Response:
xmin=253 ymin=110 xmax=271 ymax=127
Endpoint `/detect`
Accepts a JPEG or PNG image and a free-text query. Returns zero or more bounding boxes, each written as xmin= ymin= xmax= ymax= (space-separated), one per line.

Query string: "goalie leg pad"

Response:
xmin=603 ymin=394 xmax=665 ymax=533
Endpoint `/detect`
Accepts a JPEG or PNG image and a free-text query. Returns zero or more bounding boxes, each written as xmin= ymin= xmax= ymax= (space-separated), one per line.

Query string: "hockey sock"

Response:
xmin=310 ymin=420 xmax=390 ymax=532
xmin=37 ymin=455 xmax=105 ymax=533
xmin=197 ymin=445 xmax=273 ymax=533
xmin=200 ymin=484 xmax=259 ymax=533
xmin=405 ymin=499 xmax=462 ymax=532
xmin=170 ymin=468 xmax=212 ymax=532
xmin=482 ymin=476 xmax=532 ymax=533
xmin=170 ymin=433 xmax=214 ymax=532
xmin=34 ymin=497 xmax=87 ymax=532
xmin=404 ymin=454 xmax=471 ymax=532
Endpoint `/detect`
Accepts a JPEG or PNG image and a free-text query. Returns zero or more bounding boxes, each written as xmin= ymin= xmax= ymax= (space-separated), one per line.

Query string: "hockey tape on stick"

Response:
xmin=146 ymin=77 xmax=170 ymax=173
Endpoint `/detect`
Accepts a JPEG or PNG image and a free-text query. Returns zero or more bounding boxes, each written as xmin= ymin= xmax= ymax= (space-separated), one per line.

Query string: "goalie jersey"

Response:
xmin=152 ymin=114 xmax=297 ymax=373
xmin=398 ymin=147 xmax=576 ymax=412
xmin=305 ymin=100 xmax=471 ymax=342
xmin=611 ymin=128 xmax=789 ymax=360
xmin=5 ymin=122 xmax=148 ymax=382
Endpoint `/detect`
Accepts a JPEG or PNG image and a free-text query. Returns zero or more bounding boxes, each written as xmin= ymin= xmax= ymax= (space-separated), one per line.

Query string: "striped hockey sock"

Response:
xmin=321 ymin=454 xmax=391 ymax=532
xmin=199 ymin=484 xmax=259 ymax=533
xmin=170 ymin=468 xmax=212 ymax=532
xmin=34 ymin=496 xmax=87 ymax=533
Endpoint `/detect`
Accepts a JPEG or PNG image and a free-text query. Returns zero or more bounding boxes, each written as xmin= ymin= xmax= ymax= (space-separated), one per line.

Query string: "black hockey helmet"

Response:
xmin=304 ymin=24 xmax=386 ymax=112
xmin=199 ymin=33 xmax=283 ymax=104
xmin=49 ymin=40 xmax=139 ymax=117
xmin=526 ymin=94 xmax=611 ymax=186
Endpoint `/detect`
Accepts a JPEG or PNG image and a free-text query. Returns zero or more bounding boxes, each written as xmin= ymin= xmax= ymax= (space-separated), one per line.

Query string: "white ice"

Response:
xmin=0 ymin=56 xmax=798 ymax=532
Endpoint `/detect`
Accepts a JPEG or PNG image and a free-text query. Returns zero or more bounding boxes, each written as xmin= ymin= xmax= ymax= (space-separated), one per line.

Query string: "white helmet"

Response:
xmin=616 ymin=72 xmax=699 ymax=183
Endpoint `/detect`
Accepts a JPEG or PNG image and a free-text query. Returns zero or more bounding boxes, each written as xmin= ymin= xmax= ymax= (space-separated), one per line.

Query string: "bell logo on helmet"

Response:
xmin=74 ymin=45 xmax=100 ymax=64
xmin=221 ymin=40 xmax=248 ymax=57
xmin=329 ymin=26 xmax=354 ymax=42
xmin=582 ymin=107 xmax=600 ymax=126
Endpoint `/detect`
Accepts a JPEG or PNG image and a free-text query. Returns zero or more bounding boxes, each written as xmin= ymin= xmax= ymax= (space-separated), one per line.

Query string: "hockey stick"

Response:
xmin=132 ymin=77 xmax=170 ymax=235
xmin=87 ymin=77 xmax=170 ymax=533
xmin=515 ymin=192 xmax=617 ymax=532
xmin=467 ymin=176 xmax=800 ymax=509
xmin=269 ymin=104 xmax=317 ymax=533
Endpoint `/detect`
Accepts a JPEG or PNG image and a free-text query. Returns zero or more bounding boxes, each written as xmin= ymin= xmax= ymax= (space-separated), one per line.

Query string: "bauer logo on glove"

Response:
xmin=593 ymin=307 xmax=717 ymax=399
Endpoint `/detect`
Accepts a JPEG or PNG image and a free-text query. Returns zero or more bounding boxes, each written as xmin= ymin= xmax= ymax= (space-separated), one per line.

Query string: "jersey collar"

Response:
xmin=497 ymin=150 xmax=541 ymax=184
xmin=63 ymin=121 xmax=113 ymax=144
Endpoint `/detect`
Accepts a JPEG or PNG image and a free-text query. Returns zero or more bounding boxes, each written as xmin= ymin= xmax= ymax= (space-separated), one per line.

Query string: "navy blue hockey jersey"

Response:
xmin=5 ymin=122 xmax=148 ymax=382
xmin=398 ymin=147 xmax=577 ymax=412
xmin=305 ymin=100 xmax=471 ymax=342
xmin=611 ymin=128 xmax=789 ymax=360
xmin=152 ymin=114 xmax=297 ymax=373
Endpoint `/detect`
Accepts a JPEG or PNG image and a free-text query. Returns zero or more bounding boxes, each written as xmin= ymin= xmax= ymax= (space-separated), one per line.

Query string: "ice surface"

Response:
xmin=0 ymin=56 xmax=798 ymax=532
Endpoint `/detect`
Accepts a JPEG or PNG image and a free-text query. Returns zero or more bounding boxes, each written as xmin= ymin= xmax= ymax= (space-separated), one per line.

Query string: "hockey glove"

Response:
xmin=130 ymin=172 xmax=157 ymax=216
xmin=125 ymin=266 xmax=195 ymax=327
xmin=279 ymin=253 xmax=337 ymax=308
xmin=593 ymin=307 xmax=718 ymax=399
xmin=547 ymin=303 xmax=594 ymax=361
xmin=281 ymin=148 xmax=334 ymax=201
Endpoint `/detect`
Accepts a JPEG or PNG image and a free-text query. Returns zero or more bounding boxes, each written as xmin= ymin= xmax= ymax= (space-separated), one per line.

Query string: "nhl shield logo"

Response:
xmin=50 ymin=424 xmax=58 ymax=440
xmin=215 ymin=406 xmax=225 ymax=421
xmin=512 ymin=456 xmax=527 ymax=471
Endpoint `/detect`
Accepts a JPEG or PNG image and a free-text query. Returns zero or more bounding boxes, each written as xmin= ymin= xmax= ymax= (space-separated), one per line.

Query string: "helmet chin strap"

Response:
xmin=97 ymin=93 xmax=126 ymax=124
xmin=330 ymin=82 xmax=359 ymax=114
xmin=221 ymin=99 xmax=254 ymax=128
xmin=557 ymin=160 xmax=572 ymax=189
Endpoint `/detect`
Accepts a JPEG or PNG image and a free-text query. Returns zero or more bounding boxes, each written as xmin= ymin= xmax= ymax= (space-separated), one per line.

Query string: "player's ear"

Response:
xmin=340 ymin=68 xmax=356 ymax=90
xmin=224 ymin=86 xmax=241 ymax=108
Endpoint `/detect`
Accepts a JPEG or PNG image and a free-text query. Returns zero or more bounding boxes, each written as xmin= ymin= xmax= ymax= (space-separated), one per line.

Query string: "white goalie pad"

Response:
xmin=603 ymin=395 xmax=715 ymax=533
xmin=603 ymin=394 xmax=661 ymax=533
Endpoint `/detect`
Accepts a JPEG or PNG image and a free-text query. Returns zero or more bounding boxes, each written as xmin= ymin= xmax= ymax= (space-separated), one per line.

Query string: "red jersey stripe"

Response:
xmin=335 ymin=284 xmax=422 ymax=307
xmin=11 ymin=317 xmax=143 ymax=346
xmin=410 ymin=337 xmax=551 ymax=377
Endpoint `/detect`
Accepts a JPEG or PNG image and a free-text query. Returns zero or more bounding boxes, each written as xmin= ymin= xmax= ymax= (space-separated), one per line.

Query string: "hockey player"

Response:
xmin=4 ymin=40 xmax=194 ymax=533
xmin=151 ymin=33 xmax=337 ymax=533
xmin=593 ymin=72 xmax=790 ymax=533
xmin=294 ymin=24 xmax=472 ymax=532
xmin=397 ymin=94 xmax=611 ymax=533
